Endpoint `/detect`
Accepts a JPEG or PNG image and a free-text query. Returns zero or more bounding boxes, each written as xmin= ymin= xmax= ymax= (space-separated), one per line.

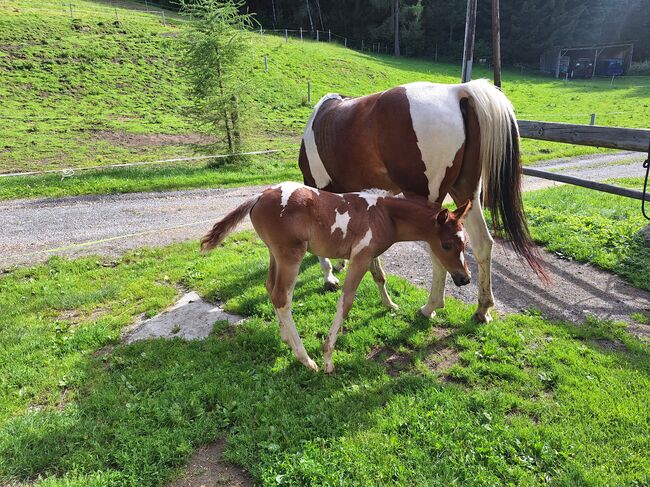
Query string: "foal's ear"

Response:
xmin=453 ymin=200 xmax=472 ymax=221
xmin=436 ymin=208 xmax=450 ymax=225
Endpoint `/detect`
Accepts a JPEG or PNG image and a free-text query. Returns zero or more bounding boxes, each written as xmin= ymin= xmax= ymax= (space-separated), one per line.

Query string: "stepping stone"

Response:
xmin=124 ymin=291 xmax=244 ymax=343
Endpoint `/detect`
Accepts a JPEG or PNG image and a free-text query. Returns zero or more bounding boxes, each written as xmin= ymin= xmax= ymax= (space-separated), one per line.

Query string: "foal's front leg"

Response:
xmin=420 ymin=248 xmax=447 ymax=319
xmin=323 ymin=255 xmax=372 ymax=373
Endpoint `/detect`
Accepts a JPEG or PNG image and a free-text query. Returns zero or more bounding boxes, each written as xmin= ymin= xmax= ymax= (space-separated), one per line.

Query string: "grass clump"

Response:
xmin=0 ymin=233 xmax=649 ymax=485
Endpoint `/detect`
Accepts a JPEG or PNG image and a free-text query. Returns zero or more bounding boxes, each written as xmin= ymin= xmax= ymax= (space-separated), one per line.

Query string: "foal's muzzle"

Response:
xmin=452 ymin=272 xmax=471 ymax=287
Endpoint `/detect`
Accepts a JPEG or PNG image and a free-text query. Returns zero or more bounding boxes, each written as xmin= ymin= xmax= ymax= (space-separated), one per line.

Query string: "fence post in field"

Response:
xmin=344 ymin=38 xmax=347 ymax=48
xmin=285 ymin=29 xmax=288 ymax=43
xmin=300 ymin=27 xmax=303 ymax=41
xmin=161 ymin=11 xmax=166 ymax=26
xmin=264 ymin=55 xmax=268 ymax=72
xmin=307 ymin=79 xmax=311 ymax=104
xmin=328 ymin=29 xmax=331 ymax=42
xmin=69 ymin=3 xmax=73 ymax=18
xmin=378 ymin=42 xmax=381 ymax=52
xmin=260 ymin=26 xmax=263 ymax=39
xmin=114 ymin=7 xmax=118 ymax=21
xmin=590 ymin=113 xmax=596 ymax=125
xmin=361 ymin=39 xmax=364 ymax=51
xmin=144 ymin=0 xmax=149 ymax=12
xmin=316 ymin=30 xmax=319 ymax=41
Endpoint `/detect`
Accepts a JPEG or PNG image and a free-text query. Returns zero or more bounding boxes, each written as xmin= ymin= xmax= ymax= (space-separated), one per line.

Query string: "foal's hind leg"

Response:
xmin=270 ymin=247 xmax=319 ymax=371
xmin=323 ymin=255 xmax=372 ymax=373
xmin=319 ymin=257 xmax=340 ymax=291
xmin=370 ymin=258 xmax=398 ymax=310
xmin=463 ymin=195 xmax=495 ymax=323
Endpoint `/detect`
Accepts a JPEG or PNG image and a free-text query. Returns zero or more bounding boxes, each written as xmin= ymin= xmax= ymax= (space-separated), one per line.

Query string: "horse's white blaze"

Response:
xmin=304 ymin=93 xmax=342 ymax=189
xmin=456 ymin=230 xmax=466 ymax=243
xmin=330 ymin=209 xmax=350 ymax=238
xmin=273 ymin=182 xmax=319 ymax=214
xmin=460 ymin=252 xmax=466 ymax=267
xmin=402 ymin=82 xmax=465 ymax=202
xmin=351 ymin=228 xmax=373 ymax=256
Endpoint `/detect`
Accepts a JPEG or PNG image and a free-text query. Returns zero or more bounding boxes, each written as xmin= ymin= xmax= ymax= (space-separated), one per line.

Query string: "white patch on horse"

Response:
xmin=273 ymin=182 xmax=319 ymax=215
xmin=330 ymin=209 xmax=350 ymax=238
xmin=402 ymin=82 xmax=465 ymax=202
xmin=456 ymin=230 xmax=466 ymax=243
xmin=303 ymin=93 xmax=342 ymax=189
xmin=351 ymin=228 xmax=373 ymax=256
xmin=460 ymin=252 xmax=466 ymax=266
xmin=356 ymin=188 xmax=391 ymax=208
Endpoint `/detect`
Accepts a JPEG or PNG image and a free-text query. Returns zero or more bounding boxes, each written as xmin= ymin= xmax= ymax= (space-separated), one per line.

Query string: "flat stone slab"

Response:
xmin=124 ymin=292 xmax=244 ymax=343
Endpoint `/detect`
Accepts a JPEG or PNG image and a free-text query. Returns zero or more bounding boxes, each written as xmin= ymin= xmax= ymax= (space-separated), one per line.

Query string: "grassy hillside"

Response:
xmin=2 ymin=0 xmax=649 ymax=179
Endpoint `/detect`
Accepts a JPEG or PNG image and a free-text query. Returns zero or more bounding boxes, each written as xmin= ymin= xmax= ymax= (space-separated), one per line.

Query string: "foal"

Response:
xmin=201 ymin=182 xmax=471 ymax=373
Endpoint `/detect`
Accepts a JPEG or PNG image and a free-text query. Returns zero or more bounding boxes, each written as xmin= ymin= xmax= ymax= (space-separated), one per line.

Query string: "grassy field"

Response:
xmin=523 ymin=179 xmax=650 ymax=291
xmin=2 ymin=0 xmax=649 ymax=199
xmin=0 ymin=233 xmax=649 ymax=486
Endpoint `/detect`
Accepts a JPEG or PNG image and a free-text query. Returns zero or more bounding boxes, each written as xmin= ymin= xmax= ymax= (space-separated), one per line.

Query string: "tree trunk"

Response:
xmin=270 ymin=0 xmax=277 ymax=26
xmin=230 ymin=95 xmax=241 ymax=151
xmin=215 ymin=57 xmax=233 ymax=152
xmin=315 ymin=0 xmax=324 ymax=31
xmin=394 ymin=0 xmax=400 ymax=56
xmin=305 ymin=0 xmax=314 ymax=31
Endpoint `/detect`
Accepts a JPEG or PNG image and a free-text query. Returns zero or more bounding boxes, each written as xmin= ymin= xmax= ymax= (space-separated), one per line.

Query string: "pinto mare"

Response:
xmin=298 ymin=80 xmax=544 ymax=323
xmin=201 ymin=182 xmax=471 ymax=373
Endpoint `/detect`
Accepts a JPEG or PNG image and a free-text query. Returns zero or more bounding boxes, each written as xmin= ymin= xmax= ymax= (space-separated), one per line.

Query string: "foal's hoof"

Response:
xmin=333 ymin=261 xmax=346 ymax=273
xmin=472 ymin=310 xmax=493 ymax=324
xmin=324 ymin=361 xmax=335 ymax=374
xmin=303 ymin=357 xmax=320 ymax=372
xmin=323 ymin=280 xmax=340 ymax=292
xmin=385 ymin=301 xmax=399 ymax=311
xmin=419 ymin=305 xmax=437 ymax=319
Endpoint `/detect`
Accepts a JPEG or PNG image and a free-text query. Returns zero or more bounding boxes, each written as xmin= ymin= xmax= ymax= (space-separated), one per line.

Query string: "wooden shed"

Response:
xmin=540 ymin=42 xmax=634 ymax=78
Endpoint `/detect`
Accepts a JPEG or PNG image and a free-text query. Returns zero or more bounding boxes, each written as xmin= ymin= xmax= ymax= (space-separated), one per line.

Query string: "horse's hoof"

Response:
xmin=323 ymin=280 xmax=339 ymax=292
xmin=386 ymin=301 xmax=399 ymax=311
xmin=472 ymin=310 xmax=492 ymax=324
xmin=304 ymin=358 xmax=320 ymax=372
xmin=333 ymin=261 xmax=346 ymax=273
xmin=324 ymin=361 xmax=335 ymax=374
xmin=420 ymin=305 xmax=436 ymax=319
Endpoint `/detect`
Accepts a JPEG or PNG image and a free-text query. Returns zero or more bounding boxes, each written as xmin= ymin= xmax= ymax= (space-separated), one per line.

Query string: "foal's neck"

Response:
xmin=380 ymin=197 xmax=436 ymax=242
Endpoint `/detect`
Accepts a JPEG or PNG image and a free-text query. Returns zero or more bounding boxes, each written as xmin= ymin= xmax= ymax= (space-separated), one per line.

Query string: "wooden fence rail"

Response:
xmin=518 ymin=120 xmax=650 ymax=153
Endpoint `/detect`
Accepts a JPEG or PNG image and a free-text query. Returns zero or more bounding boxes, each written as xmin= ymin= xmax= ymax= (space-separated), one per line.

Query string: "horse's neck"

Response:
xmin=381 ymin=198 xmax=433 ymax=242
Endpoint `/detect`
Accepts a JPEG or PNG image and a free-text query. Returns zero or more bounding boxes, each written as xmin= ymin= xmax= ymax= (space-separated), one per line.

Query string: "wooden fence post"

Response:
xmin=590 ymin=113 xmax=596 ymax=125
xmin=328 ymin=29 xmax=331 ymax=42
xmin=491 ymin=0 xmax=501 ymax=88
xmin=300 ymin=27 xmax=303 ymax=42
xmin=264 ymin=55 xmax=268 ymax=72
xmin=344 ymin=38 xmax=347 ymax=48
xmin=260 ymin=26 xmax=263 ymax=39
xmin=285 ymin=29 xmax=288 ymax=43
xmin=307 ymin=79 xmax=311 ymax=104
xmin=161 ymin=10 xmax=166 ymax=26
xmin=461 ymin=0 xmax=478 ymax=82
xmin=316 ymin=30 xmax=319 ymax=41
xmin=69 ymin=3 xmax=73 ymax=18
xmin=361 ymin=39 xmax=364 ymax=51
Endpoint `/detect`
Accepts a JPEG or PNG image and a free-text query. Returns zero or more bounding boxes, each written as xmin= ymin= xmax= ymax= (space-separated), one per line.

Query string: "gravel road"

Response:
xmin=1 ymin=152 xmax=648 ymax=334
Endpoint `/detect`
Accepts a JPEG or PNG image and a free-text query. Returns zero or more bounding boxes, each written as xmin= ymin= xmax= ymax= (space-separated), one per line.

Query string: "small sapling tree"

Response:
xmin=180 ymin=0 xmax=255 ymax=159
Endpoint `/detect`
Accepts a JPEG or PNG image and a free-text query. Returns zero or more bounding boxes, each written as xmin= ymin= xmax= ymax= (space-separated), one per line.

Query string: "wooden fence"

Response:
xmin=517 ymin=120 xmax=650 ymax=204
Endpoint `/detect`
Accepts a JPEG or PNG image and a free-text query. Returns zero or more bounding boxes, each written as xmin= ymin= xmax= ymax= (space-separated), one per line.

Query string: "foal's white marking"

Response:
xmin=351 ymin=228 xmax=373 ymax=256
xmin=355 ymin=188 xmax=391 ymax=208
xmin=303 ymin=93 xmax=342 ymax=189
xmin=459 ymin=252 xmax=466 ymax=267
xmin=330 ymin=209 xmax=350 ymax=238
xmin=402 ymin=82 xmax=465 ymax=202
xmin=456 ymin=230 xmax=466 ymax=243
xmin=273 ymin=182 xmax=319 ymax=214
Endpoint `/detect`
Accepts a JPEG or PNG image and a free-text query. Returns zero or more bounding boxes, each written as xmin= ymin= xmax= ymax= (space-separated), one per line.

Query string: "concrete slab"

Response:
xmin=124 ymin=291 xmax=245 ymax=343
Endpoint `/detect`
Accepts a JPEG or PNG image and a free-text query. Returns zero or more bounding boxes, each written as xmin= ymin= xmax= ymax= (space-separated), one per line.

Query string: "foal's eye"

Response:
xmin=442 ymin=243 xmax=452 ymax=251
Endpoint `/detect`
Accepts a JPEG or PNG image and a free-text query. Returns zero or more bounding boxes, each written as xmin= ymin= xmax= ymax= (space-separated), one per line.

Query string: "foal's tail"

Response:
xmin=200 ymin=195 xmax=261 ymax=252
xmin=460 ymin=79 xmax=547 ymax=280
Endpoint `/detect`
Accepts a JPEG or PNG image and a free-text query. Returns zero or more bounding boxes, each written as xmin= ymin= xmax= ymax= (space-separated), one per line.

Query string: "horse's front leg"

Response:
xmin=463 ymin=196 xmax=495 ymax=323
xmin=319 ymin=257 xmax=340 ymax=291
xmin=323 ymin=255 xmax=371 ymax=373
xmin=420 ymin=248 xmax=447 ymax=319
xmin=370 ymin=258 xmax=398 ymax=310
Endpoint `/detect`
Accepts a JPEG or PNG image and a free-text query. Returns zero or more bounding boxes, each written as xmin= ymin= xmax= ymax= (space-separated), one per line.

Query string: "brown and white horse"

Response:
xmin=201 ymin=182 xmax=471 ymax=372
xmin=298 ymin=79 xmax=544 ymax=323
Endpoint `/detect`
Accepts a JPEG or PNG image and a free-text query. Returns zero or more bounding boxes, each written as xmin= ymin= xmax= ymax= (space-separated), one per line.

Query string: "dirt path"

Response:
xmin=1 ymin=152 xmax=648 ymax=334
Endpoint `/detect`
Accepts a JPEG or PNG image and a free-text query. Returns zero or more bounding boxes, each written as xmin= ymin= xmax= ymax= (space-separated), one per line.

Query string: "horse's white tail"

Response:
xmin=460 ymin=79 xmax=546 ymax=279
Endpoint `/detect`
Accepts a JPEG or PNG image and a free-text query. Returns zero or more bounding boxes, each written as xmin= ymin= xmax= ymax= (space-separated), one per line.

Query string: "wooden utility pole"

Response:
xmin=305 ymin=0 xmax=314 ymax=32
xmin=394 ymin=0 xmax=400 ymax=56
xmin=461 ymin=0 xmax=477 ymax=82
xmin=491 ymin=0 xmax=501 ymax=87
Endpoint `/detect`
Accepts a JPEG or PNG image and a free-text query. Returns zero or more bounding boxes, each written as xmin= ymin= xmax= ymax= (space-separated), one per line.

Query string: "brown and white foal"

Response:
xmin=201 ymin=182 xmax=471 ymax=373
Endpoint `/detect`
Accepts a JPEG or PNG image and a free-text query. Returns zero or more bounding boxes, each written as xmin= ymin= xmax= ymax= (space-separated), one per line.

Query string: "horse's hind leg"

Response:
xmin=420 ymin=249 xmax=447 ymax=319
xmin=370 ymin=258 xmax=398 ymax=310
xmin=463 ymin=194 xmax=495 ymax=323
xmin=323 ymin=255 xmax=371 ymax=373
xmin=319 ymin=257 xmax=340 ymax=291
xmin=270 ymin=246 xmax=319 ymax=371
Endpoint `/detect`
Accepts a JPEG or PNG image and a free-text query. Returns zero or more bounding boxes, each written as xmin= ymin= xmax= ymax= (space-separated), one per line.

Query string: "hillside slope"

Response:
xmin=1 ymin=0 xmax=648 ymax=175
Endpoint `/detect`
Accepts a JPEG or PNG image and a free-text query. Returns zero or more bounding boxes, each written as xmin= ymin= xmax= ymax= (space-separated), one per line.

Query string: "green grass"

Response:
xmin=2 ymin=0 xmax=649 ymax=199
xmin=524 ymin=183 xmax=650 ymax=290
xmin=1 ymin=234 xmax=649 ymax=485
